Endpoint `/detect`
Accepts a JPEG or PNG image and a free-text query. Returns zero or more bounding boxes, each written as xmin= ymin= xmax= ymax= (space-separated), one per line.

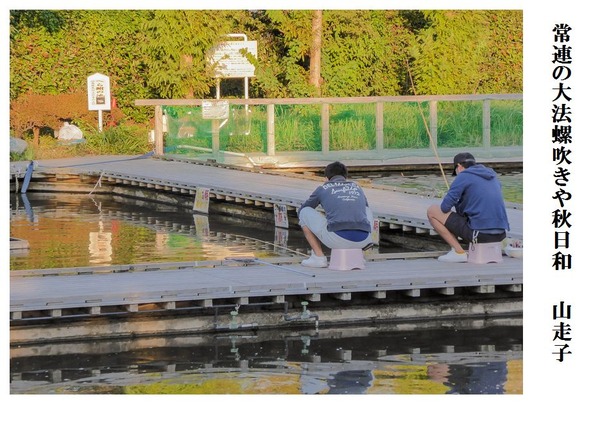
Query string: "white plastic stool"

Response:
xmin=468 ymin=242 xmax=503 ymax=264
xmin=329 ymin=249 xmax=365 ymax=270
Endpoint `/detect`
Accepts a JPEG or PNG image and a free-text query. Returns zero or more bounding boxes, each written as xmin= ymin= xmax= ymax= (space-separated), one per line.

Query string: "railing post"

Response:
xmin=376 ymin=101 xmax=384 ymax=151
xmin=429 ymin=100 xmax=438 ymax=149
xmin=267 ymin=104 xmax=275 ymax=156
xmin=154 ymin=105 xmax=164 ymax=156
xmin=483 ymin=99 xmax=491 ymax=149
xmin=212 ymin=120 xmax=220 ymax=155
xmin=321 ymin=103 xmax=330 ymax=154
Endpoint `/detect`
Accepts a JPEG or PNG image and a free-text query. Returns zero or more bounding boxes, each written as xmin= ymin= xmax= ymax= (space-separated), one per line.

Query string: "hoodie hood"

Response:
xmin=460 ymin=164 xmax=496 ymax=180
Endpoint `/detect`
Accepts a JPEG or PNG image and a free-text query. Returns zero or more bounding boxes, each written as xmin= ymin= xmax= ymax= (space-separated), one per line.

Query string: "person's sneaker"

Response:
xmin=438 ymin=249 xmax=468 ymax=263
xmin=301 ymin=252 xmax=328 ymax=268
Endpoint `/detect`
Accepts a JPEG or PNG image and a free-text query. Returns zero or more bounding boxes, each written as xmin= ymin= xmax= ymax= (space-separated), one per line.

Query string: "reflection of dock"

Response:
xmin=100 ymin=208 xmax=300 ymax=256
xmin=10 ymin=237 xmax=29 ymax=250
xmin=10 ymin=349 xmax=523 ymax=394
xmin=10 ymin=319 xmax=522 ymax=394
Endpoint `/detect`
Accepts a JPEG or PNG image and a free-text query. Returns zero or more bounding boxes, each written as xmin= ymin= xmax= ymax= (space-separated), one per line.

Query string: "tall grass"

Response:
xmin=491 ymin=100 xmax=523 ymax=146
xmin=383 ymin=102 xmax=430 ymax=149
xmin=163 ymin=99 xmax=522 ymax=157
xmin=273 ymin=105 xmax=321 ymax=151
xmin=10 ymin=146 xmax=35 ymax=162
xmin=437 ymin=101 xmax=484 ymax=147
xmin=329 ymin=104 xmax=374 ymax=151
xmin=10 ymin=124 xmax=152 ymax=160
xmin=80 ymin=124 xmax=151 ymax=155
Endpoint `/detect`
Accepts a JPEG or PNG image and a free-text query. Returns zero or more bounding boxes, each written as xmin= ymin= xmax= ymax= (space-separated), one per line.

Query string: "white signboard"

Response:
xmin=208 ymin=41 xmax=257 ymax=78
xmin=193 ymin=187 xmax=211 ymax=214
xmin=87 ymin=73 xmax=111 ymax=111
xmin=371 ymin=219 xmax=380 ymax=246
xmin=274 ymin=204 xmax=289 ymax=229
xmin=202 ymin=101 xmax=229 ymax=120
xmin=274 ymin=227 xmax=289 ymax=248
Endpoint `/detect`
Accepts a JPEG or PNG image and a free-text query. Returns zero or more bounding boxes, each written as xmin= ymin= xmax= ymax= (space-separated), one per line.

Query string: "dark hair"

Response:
xmin=461 ymin=159 xmax=476 ymax=169
xmin=452 ymin=152 xmax=477 ymax=175
xmin=324 ymin=161 xmax=348 ymax=180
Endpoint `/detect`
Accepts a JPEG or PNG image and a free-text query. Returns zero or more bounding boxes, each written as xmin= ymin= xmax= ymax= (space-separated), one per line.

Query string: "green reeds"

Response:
xmin=163 ymin=99 xmax=522 ymax=156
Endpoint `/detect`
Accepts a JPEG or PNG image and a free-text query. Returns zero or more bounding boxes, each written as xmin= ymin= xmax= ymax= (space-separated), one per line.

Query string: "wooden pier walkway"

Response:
xmin=10 ymin=253 xmax=522 ymax=342
xmin=9 ymin=155 xmax=523 ymax=342
xmin=10 ymin=155 xmax=523 ymax=239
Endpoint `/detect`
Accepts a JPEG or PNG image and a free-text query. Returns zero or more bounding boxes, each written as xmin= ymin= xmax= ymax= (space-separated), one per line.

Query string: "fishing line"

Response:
xmin=225 ymin=256 xmax=316 ymax=278
xmin=405 ymin=58 xmax=450 ymax=190
xmin=217 ymin=231 xmax=310 ymax=258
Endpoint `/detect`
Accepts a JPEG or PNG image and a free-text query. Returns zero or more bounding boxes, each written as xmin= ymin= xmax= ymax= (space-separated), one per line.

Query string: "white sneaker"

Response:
xmin=301 ymin=252 xmax=328 ymax=268
xmin=438 ymin=249 xmax=468 ymax=263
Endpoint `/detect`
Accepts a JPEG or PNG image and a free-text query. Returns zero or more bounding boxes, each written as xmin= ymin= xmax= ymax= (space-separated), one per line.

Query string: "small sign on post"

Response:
xmin=193 ymin=187 xmax=211 ymax=214
xmin=275 ymin=227 xmax=289 ymax=248
xmin=207 ymin=34 xmax=257 ymax=102
xmin=202 ymin=101 xmax=230 ymax=120
xmin=87 ymin=73 xmax=111 ymax=132
xmin=371 ymin=219 xmax=380 ymax=246
xmin=274 ymin=204 xmax=289 ymax=229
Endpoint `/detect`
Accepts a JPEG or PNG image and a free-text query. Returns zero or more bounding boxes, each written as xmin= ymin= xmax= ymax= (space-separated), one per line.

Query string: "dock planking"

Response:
xmin=10 ymin=156 xmax=523 ymax=337
xmin=10 ymin=254 xmax=523 ymax=322
xmin=11 ymin=155 xmax=523 ymax=239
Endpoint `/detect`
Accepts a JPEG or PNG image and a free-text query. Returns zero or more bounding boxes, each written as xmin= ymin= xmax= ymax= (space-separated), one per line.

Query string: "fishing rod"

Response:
xmin=404 ymin=58 xmax=450 ymax=190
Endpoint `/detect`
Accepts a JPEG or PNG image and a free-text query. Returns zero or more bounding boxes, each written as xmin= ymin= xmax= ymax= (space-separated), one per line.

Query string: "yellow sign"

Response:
xmin=193 ymin=187 xmax=211 ymax=214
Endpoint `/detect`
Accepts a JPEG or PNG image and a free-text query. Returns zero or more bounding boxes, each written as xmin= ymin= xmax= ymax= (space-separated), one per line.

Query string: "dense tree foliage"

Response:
xmin=10 ymin=9 xmax=522 ymax=131
xmin=10 ymin=10 xmax=151 ymax=122
xmin=322 ymin=10 xmax=412 ymax=97
xmin=141 ymin=10 xmax=235 ymax=99
xmin=410 ymin=10 xmax=523 ymax=94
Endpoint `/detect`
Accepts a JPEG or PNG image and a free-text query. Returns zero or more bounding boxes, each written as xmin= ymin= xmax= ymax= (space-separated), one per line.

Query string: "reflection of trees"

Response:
xmin=125 ymin=374 xmax=302 ymax=394
xmin=10 ymin=193 xmax=302 ymax=270
xmin=11 ymin=215 xmax=95 ymax=270
xmin=11 ymin=321 xmax=522 ymax=394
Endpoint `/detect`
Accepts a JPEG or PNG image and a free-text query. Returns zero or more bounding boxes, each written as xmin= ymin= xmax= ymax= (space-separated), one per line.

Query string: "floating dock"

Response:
xmin=9 ymin=155 xmax=523 ymax=239
xmin=10 ymin=253 xmax=522 ymax=344
xmin=9 ymin=156 xmax=523 ymax=343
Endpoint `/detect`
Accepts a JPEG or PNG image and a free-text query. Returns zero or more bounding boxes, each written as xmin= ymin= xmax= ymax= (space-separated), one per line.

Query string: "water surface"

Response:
xmin=10 ymin=319 xmax=522 ymax=395
xmin=10 ymin=192 xmax=310 ymax=270
xmin=9 ymin=178 xmax=523 ymax=395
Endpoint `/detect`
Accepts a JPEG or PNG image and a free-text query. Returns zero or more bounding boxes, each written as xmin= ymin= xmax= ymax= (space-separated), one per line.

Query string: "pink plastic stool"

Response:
xmin=468 ymin=242 xmax=503 ymax=264
xmin=329 ymin=249 xmax=366 ymax=270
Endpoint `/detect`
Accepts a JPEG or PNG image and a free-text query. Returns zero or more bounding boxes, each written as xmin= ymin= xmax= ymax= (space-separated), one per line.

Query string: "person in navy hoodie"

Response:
xmin=298 ymin=161 xmax=373 ymax=268
xmin=427 ymin=152 xmax=510 ymax=263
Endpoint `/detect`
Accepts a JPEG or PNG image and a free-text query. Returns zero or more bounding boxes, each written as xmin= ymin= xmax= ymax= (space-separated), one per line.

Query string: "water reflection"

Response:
xmin=10 ymin=318 xmax=522 ymax=395
xmin=10 ymin=192 xmax=432 ymax=270
xmin=10 ymin=192 xmax=311 ymax=270
xmin=10 ymin=192 xmax=522 ymax=395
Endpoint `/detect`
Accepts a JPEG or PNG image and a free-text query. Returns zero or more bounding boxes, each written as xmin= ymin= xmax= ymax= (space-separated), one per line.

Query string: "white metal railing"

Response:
xmin=135 ymin=94 xmax=523 ymax=157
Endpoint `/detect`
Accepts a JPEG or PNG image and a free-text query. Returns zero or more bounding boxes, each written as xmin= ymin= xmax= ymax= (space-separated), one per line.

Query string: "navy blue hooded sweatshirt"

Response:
xmin=441 ymin=164 xmax=510 ymax=232
xmin=299 ymin=175 xmax=372 ymax=233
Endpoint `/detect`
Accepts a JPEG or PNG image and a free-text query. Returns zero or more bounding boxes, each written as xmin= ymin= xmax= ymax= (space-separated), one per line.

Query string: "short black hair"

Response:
xmin=324 ymin=161 xmax=348 ymax=180
xmin=452 ymin=152 xmax=476 ymax=175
